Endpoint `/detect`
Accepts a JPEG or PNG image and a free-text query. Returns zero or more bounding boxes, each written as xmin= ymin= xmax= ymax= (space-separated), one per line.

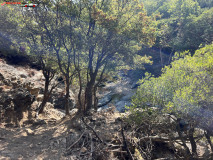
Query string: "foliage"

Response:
xmin=142 ymin=0 xmax=213 ymax=53
xmin=130 ymin=44 xmax=213 ymax=128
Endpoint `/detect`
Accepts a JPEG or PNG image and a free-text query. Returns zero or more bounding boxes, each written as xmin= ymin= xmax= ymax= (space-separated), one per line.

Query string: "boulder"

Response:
xmin=11 ymin=76 xmax=17 ymax=81
xmin=115 ymin=101 xmax=131 ymax=113
xmin=98 ymin=93 xmax=113 ymax=108
xmin=36 ymin=94 xmax=44 ymax=102
xmin=131 ymin=83 xmax=140 ymax=89
xmin=50 ymin=88 xmax=76 ymax=110
xmin=0 ymin=88 xmax=35 ymax=125
xmin=20 ymin=73 xmax=27 ymax=78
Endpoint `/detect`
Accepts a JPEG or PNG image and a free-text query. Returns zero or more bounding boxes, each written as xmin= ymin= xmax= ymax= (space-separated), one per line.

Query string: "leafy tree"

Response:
xmin=129 ymin=44 xmax=213 ymax=156
xmin=73 ymin=0 xmax=156 ymax=113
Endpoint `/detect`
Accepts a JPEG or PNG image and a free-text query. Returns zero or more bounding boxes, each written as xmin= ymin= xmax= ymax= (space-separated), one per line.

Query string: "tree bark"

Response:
xmin=188 ymin=128 xmax=197 ymax=156
xmin=38 ymin=77 xmax=49 ymax=114
xmin=84 ymin=81 xmax=94 ymax=114
xmin=176 ymin=119 xmax=192 ymax=159
xmin=205 ymin=130 xmax=213 ymax=152
xmin=160 ymin=47 xmax=163 ymax=67
xmin=65 ymin=76 xmax=70 ymax=115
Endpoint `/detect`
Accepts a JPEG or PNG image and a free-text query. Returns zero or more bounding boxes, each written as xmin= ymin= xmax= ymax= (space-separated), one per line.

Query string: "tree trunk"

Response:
xmin=188 ymin=128 xmax=197 ymax=156
xmin=160 ymin=47 xmax=163 ymax=67
xmin=205 ymin=130 xmax=213 ymax=152
xmin=38 ymin=72 xmax=50 ymax=114
xmin=93 ymin=85 xmax=98 ymax=111
xmin=65 ymin=76 xmax=70 ymax=115
xmin=77 ymin=70 xmax=83 ymax=112
xmin=176 ymin=119 xmax=192 ymax=158
xmin=84 ymin=82 xmax=94 ymax=114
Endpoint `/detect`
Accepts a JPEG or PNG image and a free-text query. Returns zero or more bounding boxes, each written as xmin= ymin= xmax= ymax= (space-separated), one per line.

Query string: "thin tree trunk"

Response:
xmin=77 ymin=71 xmax=83 ymax=112
xmin=188 ymin=128 xmax=197 ymax=156
xmin=65 ymin=76 xmax=70 ymax=115
xmin=160 ymin=47 xmax=163 ymax=67
xmin=93 ymin=86 xmax=98 ymax=111
xmin=205 ymin=130 xmax=213 ymax=152
xmin=168 ymin=47 xmax=174 ymax=64
xmin=176 ymin=119 xmax=192 ymax=159
xmin=38 ymin=76 xmax=49 ymax=114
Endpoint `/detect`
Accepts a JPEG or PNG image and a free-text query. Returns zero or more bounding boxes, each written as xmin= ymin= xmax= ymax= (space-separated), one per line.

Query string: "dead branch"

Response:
xmin=66 ymin=131 xmax=86 ymax=151
xmin=121 ymin=122 xmax=134 ymax=160
xmin=81 ymin=117 xmax=104 ymax=144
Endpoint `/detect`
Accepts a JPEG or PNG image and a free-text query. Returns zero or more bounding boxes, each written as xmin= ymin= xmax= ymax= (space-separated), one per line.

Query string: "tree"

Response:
xmin=72 ymin=0 xmax=156 ymax=113
xmin=129 ymin=44 xmax=213 ymax=157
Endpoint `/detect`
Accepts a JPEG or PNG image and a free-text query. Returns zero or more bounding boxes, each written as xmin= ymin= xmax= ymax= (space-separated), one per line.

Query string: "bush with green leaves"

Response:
xmin=130 ymin=43 xmax=213 ymax=129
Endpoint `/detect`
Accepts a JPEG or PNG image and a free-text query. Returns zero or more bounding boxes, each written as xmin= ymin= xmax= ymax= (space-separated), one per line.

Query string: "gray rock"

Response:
xmin=121 ymin=94 xmax=133 ymax=101
xmin=131 ymin=83 xmax=140 ymax=89
xmin=20 ymin=74 xmax=27 ymax=78
xmin=33 ymin=119 xmax=47 ymax=126
xmin=115 ymin=101 xmax=131 ymax=113
xmin=98 ymin=93 xmax=113 ymax=107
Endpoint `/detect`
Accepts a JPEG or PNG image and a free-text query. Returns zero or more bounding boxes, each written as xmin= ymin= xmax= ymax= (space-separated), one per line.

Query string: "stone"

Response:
xmin=80 ymin=147 xmax=87 ymax=153
xmin=33 ymin=119 xmax=47 ymax=126
xmin=20 ymin=74 xmax=27 ymax=78
xmin=115 ymin=101 xmax=131 ymax=113
xmin=36 ymin=94 xmax=44 ymax=102
xmin=98 ymin=93 xmax=113 ymax=107
xmin=11 ymin=76 xmax=17 ymax=81
xmin=0 ymin=88 xmax=35 ymax=124
xmin=131 ymin=83 xmax=140 ymax=89
xmin=45 ymin=102 xmax=54 ymax=109
xmin=29 ymin=87 xmax=40 ymax=97
xmin=25 ymin=128 xmax=34 ymax=135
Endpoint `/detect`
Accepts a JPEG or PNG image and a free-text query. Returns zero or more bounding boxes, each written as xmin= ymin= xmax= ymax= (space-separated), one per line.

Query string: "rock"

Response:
xmin=98 ymin=93 xmax=113 ymax=107
xmin=11 ymin=76 xmax=17 ymax=81
xmin=36 ymin=94 xmax=44 ymax=102
xmin=33 ymin=119 xmax=47 ymax=126
xmin=120 ymin=94 xmax=132 ymax=101
xmin=45 ymin=102 xmax=54 ymax=109
xmin=131 ymin=83 xmax=140 ymax=89
xmin=31 ymin=101 xmax=40 ymax=110
xmin=115 ymin=101 xmax=131 ymax=113
xmin=53 ymin=96 xmax=75 ymax=110
xmin=98 ymin=83 xmax=106 ymax=88
xmin=70 ymin=108 xmax=78 ymax=115
xmin=0 ymin=88 xmax=35 ymax=124
xmin=29 ymin=87 xmax=40 ymax=97
xmin=113 ymin=76 xmax=119 ymax=80
xmin=25 ymin=128 xmax=34 ymax=135
xmin=80 ymin=147 xmax=87 ymax=153
xmin=0 ymin=72 xmax=4 ymax=81
xmin=11 ymin=81 xmax=19 ymax=88
xmin=51 ymin=88 xmax=76 ymax=110
xmin=20 ymin=74 xmax=27 ymax=78
xmin=3 ymin=78 xmax=10 ymax=85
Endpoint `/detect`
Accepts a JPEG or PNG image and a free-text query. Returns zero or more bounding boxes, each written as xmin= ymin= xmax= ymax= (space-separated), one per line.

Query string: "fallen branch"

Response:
xmin=121 ymin=122 xmax=134 ymax=160
xmin=81 ymin=117 xmax=104 ymax=144
xmin=66 ymin=131 xmax=86 ymax=151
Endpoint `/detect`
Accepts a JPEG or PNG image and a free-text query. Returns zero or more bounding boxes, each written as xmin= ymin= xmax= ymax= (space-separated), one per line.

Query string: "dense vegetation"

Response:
xmin=0 ymin=0 xmax=212 ymax=159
